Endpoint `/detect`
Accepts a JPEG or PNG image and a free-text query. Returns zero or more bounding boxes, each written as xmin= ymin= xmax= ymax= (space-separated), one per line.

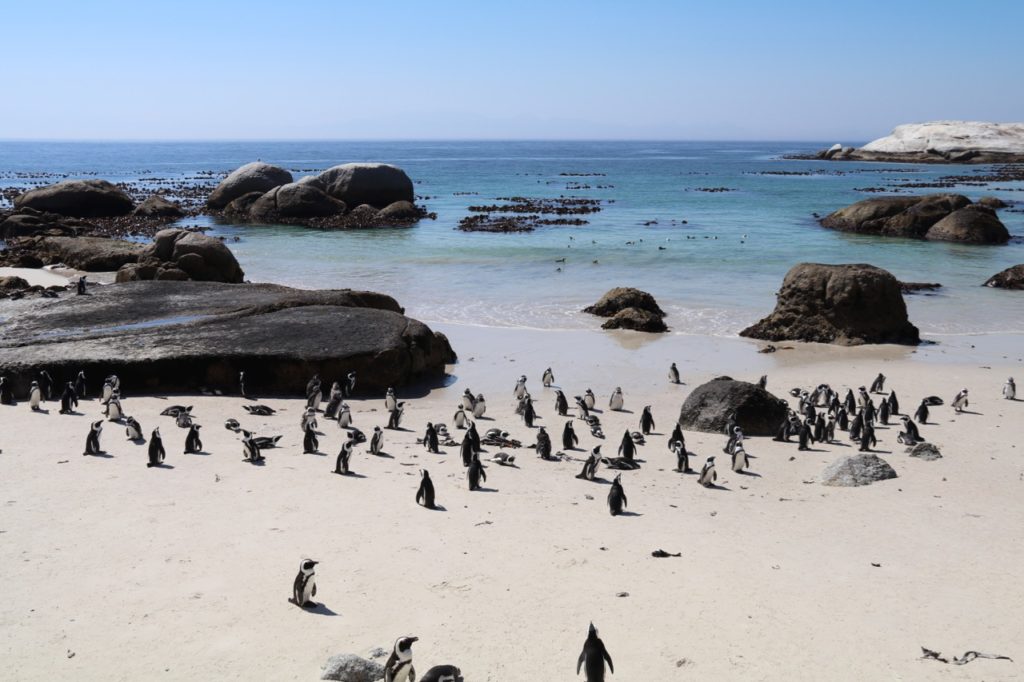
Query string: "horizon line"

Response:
xmin=0 ymin=137 xmax=856 ymax=145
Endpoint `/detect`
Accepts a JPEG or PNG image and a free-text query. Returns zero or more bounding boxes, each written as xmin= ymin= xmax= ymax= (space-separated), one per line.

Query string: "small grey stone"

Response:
xmin=822 ymin=454 xmax=897 ymax=487
xmin=369 ymin=647 xmax=387 ymax=659
xmin=320 ymin=653 xmax=385 ymax=682
xmin=908 ymin=442 xmax=942 ymax=461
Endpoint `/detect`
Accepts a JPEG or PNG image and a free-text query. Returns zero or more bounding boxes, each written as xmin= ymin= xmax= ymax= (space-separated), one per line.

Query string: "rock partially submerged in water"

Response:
xmin=925 ymin=206 xmax=1010 ymax=244
xmin=822 ymin=454 xmax=897 ymax=487
xmin=15 ymin=235 xmax=145 ymax=271
xmin=805 ymin=121 xmax=1024 ymax=164
xmin=677 ymin=377 xmax=788 ymax=436
xmin=984 ymin=264 xmax=1024 ymax=290
xmin=249 ymin=182 xmax=346 ymax=220
xmin=740 ymin=263 xmax=920 ymax=345
xmin=300 ymin=163 xmax=414 ymax=208
xmin=133 ymin=195 xmax=185 ymax=218
xmin=584 ymin=288 xmax=667 ymax=333
xmin=116 ymin=229 xmax=245 ymax=284
xmin=13 ymin=179 xmax=135 ymax=217
xmin=206 ymin=162 xmax=294 ymax=209
xmin=819 ymin=194 xmax=1008 ymax=243
xmin=601 ymin=307 xmax=668 ymax=332
xmin=0 ymin=281 xmax=455 ymax=396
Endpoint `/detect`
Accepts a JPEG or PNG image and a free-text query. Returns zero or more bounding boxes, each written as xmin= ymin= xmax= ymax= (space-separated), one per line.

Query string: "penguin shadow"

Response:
xmin=150 ymin=463 xmax=176 ymax=469
xmin=129 ymin=438 xmax=148 ymax=445
xmin=386 ymin=426 xmax=414 ymax=432
xmin=85 ymin=451 xmax=115 ymax=458
xmin=289 ymin=599 xmax=339 ymax=616
xmin=423 ymin=504 xmax=448 ymax=512
xmin=305 ymin=450 xmax=328 ymax=457
xmin=736 ymin=470 xmax=762 ymax=478
xmin=474 ymin=416 xmax=495 ymax=421
xmin=799 ymin=447 xmax=830 ymax=453
xmin=613 ymin=408 xmax=634 ymax=414
xmin=473 ymin=486 xmax=499 ymax=493
xmin=955 ymin=410 xmax=982 ymax=416
xmin=184 ymin=450 xmax=211 ymax=456
xmin=31 ymin=408 xmax=51 ymax=415
xmin=616 ymin=510 xmax=643 ymax=517
xmin=334 ymin=471 xmax=368 ymax=479
xmin=703 ymin=482 xmax=731 ymax=491
xmin=371 ymin=451 xmax=395 ymax=459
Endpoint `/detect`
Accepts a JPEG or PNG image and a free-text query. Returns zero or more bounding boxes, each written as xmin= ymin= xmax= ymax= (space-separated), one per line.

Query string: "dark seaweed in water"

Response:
xmin=458 ymin=195 xmax=601 ymax=232
xmin=457 ymin=214 xmax=588 ymax=233
xmin=468 ymin=196 xmax=602 ymax=216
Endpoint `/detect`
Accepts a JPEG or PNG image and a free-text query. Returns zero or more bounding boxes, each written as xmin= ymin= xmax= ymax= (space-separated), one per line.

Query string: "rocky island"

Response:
xmin=804 ymin=121 xmax=1024 ymax=163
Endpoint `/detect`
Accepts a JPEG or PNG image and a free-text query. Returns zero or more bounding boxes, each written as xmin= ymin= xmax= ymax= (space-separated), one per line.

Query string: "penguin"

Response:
xmin=84 ymin=420 xmax=104 ymax=456
xmin=336 ymin=403 xmax=352 ymax=428
xmin=160 ymin=404 xmax=191 ymax=418
xmin=535 ymin=426 xmax=552 ymax=459
xmin=668 ymin=362 xmax=680 ymax=384
xmin=147 ymin=427 xmax=165 ymax=466
xmin=898 ymin=416 xmax=922 ymax=444
xmin=914 ymin=399 xmax=929 ymax=425
xmin=672 ymin=441 xmax=690 ymax=473
xmin=773 ymin=416 xmax=791 ymax=442
xmin=243 ymin=404 xmax=275 ymax=416
xmin=385 ymin=388 xmax=398 ymax=412
xmin=224 ymin=418 xmax=241 ymax=432
xmin=848 ymin=412 xmax=863 ymax=442
xmin=387 ymin=402 xmax=405 ymax=429
xmin=453 ymin=405 xmax=467 ymax=429
xmin=542 ymin=367 xmax=555 ymax=387
xmin=824 ymin=414 xmax=836 ymax=443
xmin=574 ymin=395 xmax=590 ymax=420
xmin=299 ymin=407 xmax=317 ymax=433
xmin=639 ymin=405 xmax=655 ymax=435
xmin=241 ymin=430 xmax=263 ymax=463
xmin=467 ymin=453 xmax=486 ymax=490
xmin=106 ymin=396 xmax=123 ymax=422
xmin=76 ymin=275 xmax=87 ymax=295
xmin=583 ymin=389 xmax=596 ymax=410
xmin=424 ymin=423 xmax=440 ymax=454
xmin=698 ymin=456 xmax=717 ymax=487
xmin=74 ymin=371 xmax=87 ymax=400
xmin=333 ymin=438 xmax=354 ymax=475
xmin=59 ymin=382 xmax=78 ymax=414
xmin=29 ymin=381 xmax=42 ymax=411
xmin=879 ymin=397 xmax=891 ymax=425
xmin=870 ymin=373 xmax=886 ymax=393
xmin=887 ymin=391 xmax=900 ymax=415
xmin=563 ymin=420 xmax=579 ymax=450
xmin=343 ymin=371 xmax=357 ymax=398
xmin=859 ymin=422 xmax=877 ymax=452
xmin=460 ymin=388 xmax=475 ymax=411
xmin=368 ymin=426 xmax=384 ymax=456
xmin=577 ymin=623 xmax=614 ymax=681
xmin=384 ymin=636 xmax=418 ymax=682
xmin=862 ymin=399 xmax=876 ymax=425
xmin=100 ymin=379 xmax=114 ymax=404
xmin=514 ymin=375 xmax=528 ymax=400
xmin=523 ymin=397 xmax=537 ymax=428
xmin=239 ymin=371 xmax=247 ymax=399
xmin=305 ymin=374 xmax=322 ymax=411
xmin=460 ymin=432 xmax=473 ymax=467
xmin=554 ymin=390 xmax=569 ymax=416
xmin=38 ymin=370 xmax=53 ymax=401
xmin=952 ymin=388 xmax=969 ymax=413
xmin=576 ymin=446 xmax=602 ymax=481
xmin=843 ymin=389 xmax=856 ymax=415
xmin=184 ymin=424 xmax=203 ymax=454
xmin=419 ymin=665 xmax=463 ymax=682
xmin=668 ymin=423 xmax=685 ymax=451
xmin=0 ymin=376 xmax=13 ymax=406
xmin=323 ymin=382 xmax=344 ymax=419
xmin=813 ymin=413 xmax=825 ymax=442
xmin=837 ymin=406 xmax=849 ymax=431
xmin=723 ymin=426 xmax=743 ymax=455
xmin=798 ymin=419 xmax=815 ymax=451
xmin=415 ymin=470 xmax=436 ymax=509
xmin=1004 ymin=377 xmax=1016 ymax=400
xmin=724 ymin=412 xmax=737 ymax=437
xmin=472 ymin=393 xmax=486 ymax=418
xmin=467 ymin=421 xmax=481 ymax=454
xmin=607 ymin=474 xmax=627 ymax=516
xmin=608 ymin=387 xmax=624 ymax=411
xmin=125 ymin=416 xmax=143 ymax=441
xmin=175 ymin=410 xmax=192 ymax=429
xmin=857 ymin=386 xmax=870 ymax=409
xmin=292 ymin=558 xmax=318 ymax=608
xmin=618 ymin=430 xmax=636 ymax=461
xmin=302 ymin=420 xmax=319 ymax=453
xmin=731 ymin=444 xmax=748 ymax=473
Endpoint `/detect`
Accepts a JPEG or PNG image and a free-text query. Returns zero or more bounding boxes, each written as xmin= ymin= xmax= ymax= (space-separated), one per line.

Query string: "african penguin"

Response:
xmin=618 ymin=430 xmax=636 ymax=461
xmin=292 ymin=558 xmax=318 ymax=608
xmin=84 ymin=420 xmax=104 ymax=456
xmin=563 ymin=421 xmax=579 ymax=449
xmin=147 ymin=427 xmax=166 ymax=466
xmin=554 ymin=390 xmax=569 ymax=416
xmin=333 ymin=438 xmax=354 ymax=475
xmin=639 ymin=405 xmax=655 ymax=435
xmin=125 ymin=416 xmax=143 ymax=441
xmin=59 ymin=382 xmax=78 ymax=414
xmin=513 ymin=375 xmax=528 ymax=400
xmin=467 ymin=453 xmax=487 ymax=490
xmin=542 ymin=367 xmax=554 ymax=387
xmin=914 ymin=399 xmax=929 ymax=425
xmin=74 ymin=371 xmax=87 ymax=400
xmin=184 ymin=424 xmax=203 ymax=454
xmin=607 ymin=474 xmax=627 ymax=516
xmin=608 ymin=387 xmax=624 ymax=411
xmin=385 ymin=388 xmax=398 ymax=412
xmin=668 ymin=362 xmax=680 ymax=384
xmin=472 ymin=393 xmax=486 ymax=418
xmin=577 ymin=623 xmax=614 ymax=681
xmin=416 ymin=470 xmax=436 ymax=509
xmin=1004 ymin=377 xmax=1016 ymax=400
xmin=337 ymin=403 xmax=352 ymax=428
xmin=731 ymin=444 xmax=748 ymax=473
xmin=453 ymin=405 xmax=467 ymax=429
xmin=672 ymin=441 xmax=690 ymax=473
xmin=419 ymin=665 xmax=463 ymax=682
xmin=952 ymin=388 xmax=969 ymax=413
xmin=698 ymin=456 xmax=717 ymax=487
xmin=583 ymin=389 xmax=596 ymax=410
xmin=29 ymin=381 xmax=42 ymax=411
xmin=369 ymin=426 xmax=384 ymax=456
xmin=384 ymin=636 xmax=418 ymax=682
xmin=424 ymin=423 xmax=440 ymax=454
xmin=535 ymin=426 xmax=552 ymax=459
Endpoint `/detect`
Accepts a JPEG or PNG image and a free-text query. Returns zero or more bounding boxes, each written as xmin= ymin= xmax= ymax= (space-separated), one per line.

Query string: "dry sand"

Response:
xmin=1 ymin=324 xmax=1022 ymax=680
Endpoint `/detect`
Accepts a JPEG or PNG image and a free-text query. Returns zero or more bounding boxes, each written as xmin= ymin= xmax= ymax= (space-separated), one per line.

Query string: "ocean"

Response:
xmin=2 ymin=140 xmax=1022 ymax=337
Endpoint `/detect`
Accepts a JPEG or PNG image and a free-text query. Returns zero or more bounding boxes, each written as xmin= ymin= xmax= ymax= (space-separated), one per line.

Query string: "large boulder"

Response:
xmin=677 ymin=377 xmax=789 ymax=436
xmin=820 ymin=194 xmax=971 ymax=238
xmin=924 ymin=205 xmax=1010 ymax=244
xmin=320 ymin=653 xmax=385 ymax=682
xmin=822 ymin=454 xmax=897 ymax=487
xmin=303 ymin=163 xmax=414 ymax=208
xmin=116 ymin=229 xmax=244 ymax=284
xmin=249 ymin=182 xmax=346 ymax=221
xmin=133 ymin=195 xmax=184 ymax=218
xmin=13 ymin=179 xmax=134 ymax=217
xmin=206 ymin=162 xmax=293 ymax=209
xmin=600 ymin=307 xmax=668 ymax=332
xmin=584 ymin=287 xmax=665 ymax=317
xmin=984 ymin=264 xmax=1024 ymax=290
xmin=740 ymin=263 xmax=920 ymax=345
xmin=18 ymin=236 xmax=145 ymax=271
xmin=0 ymin=281 xmax=456 ymax=396
xmin=0 ymin=276 xmax=30 ymax=291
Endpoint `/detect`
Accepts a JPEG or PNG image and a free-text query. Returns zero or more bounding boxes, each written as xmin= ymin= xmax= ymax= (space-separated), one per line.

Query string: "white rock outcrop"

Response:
xmin=861 ymin=121 xmax=1024 ymax=154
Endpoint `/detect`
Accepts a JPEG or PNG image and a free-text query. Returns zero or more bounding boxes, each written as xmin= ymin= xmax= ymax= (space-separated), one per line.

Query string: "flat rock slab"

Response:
xmin=0 ymin=281 xmax=454 ymax=396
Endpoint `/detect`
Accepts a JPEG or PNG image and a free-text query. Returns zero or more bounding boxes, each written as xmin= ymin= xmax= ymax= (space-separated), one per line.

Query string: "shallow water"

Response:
xmin=2 ymin=140 xmax=1022 ymax=336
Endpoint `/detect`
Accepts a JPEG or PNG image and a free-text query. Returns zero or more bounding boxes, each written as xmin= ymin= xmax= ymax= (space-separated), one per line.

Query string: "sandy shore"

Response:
xmin=1 ymin=323 xmax=1022 ymax=680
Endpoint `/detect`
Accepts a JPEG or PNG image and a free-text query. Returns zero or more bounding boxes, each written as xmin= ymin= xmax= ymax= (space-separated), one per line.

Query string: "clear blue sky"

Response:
xmin=4 ymin=0 xmax=1022 ymax=141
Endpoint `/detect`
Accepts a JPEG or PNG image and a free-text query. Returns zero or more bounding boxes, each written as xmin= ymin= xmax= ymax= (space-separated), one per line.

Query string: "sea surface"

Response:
xmin=2 ymin=140 xmax=1022 ymax=338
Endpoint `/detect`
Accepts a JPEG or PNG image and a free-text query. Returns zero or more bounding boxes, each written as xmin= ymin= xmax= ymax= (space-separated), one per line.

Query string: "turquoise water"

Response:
xmin=2 ymin=141 xmax=1022 ymax=336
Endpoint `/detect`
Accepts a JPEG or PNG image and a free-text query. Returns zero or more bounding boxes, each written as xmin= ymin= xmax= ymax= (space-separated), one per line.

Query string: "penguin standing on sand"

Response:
xmin=303 ymin=421 xmax=319 ymax=453
xmin=523 ymin=396 xmax=537 ymax=428
xmin=387 ymin=402 xmax=405 ymax=430
xmin=887 ymin=391 xmax=900 ymax=415
xmin=879 ymin=397 xmax=890 ymax=425
xmin=472 ymin=393 xmax=486 ymax=418
xmin=898 ymin=416 xmax=922 ymax=444
xmin=106 ymin=394 xmax=123 ymax=422
xmin=609 ymin=387 xmax=624 ymax=411
xmin=639 ymin=406 xmax=655 ymax=435
xmin=242 ymin=430 xmax=263 ymax=463
xmin=292 ymin=558 xmax=318 ymax=608
xmin=147 ymin=427 xmax=165 ymax=466
xmin=731 ymin=444 xmax=749 ymax=473
xmin=857 ymin=386 xmax=870 ymax=409
xmin=844 ymin=389 xmax=856 ymax=415
xmin=914 ymin=399 xmax=929 ymax=424
xmin=125 ymin=416 xmax=143 ymax=441
xmin=460 ymin=433 xmax=474 ymax=467
xmin=825 ymin=414 xmax=836 ymax=443
xmin=723 ymin=426 xmax=743 ymax=455
xmin=536 ymin=426 xmax=552 ymax=459
xmin=542 ymin=367 xmax=555 ymax=387
xmin=300 ymin=407 xmax=317 ymax=433
xmin=577 ymin=623 xmax=614 ymax=681
xmin=563 ymin=421 xmax=579 ymax=449
xmin=576 ymin=446 xmax=601 ymax=481
xmin=29 ymin=381 xmax=42 ymax=411
xmin=583 ymin=389 xmax=596 ymax=410
xmin=467 ymin=453 xmax=487 ymax=490
xmin=333 ymin=438 xmax=354 ymax=475
xmin=343 ymin=371 xmax=357 ymax=398
xmin=59 ymin=382 xmax=78 ymax=414
xmin=618 ymin=430 xmax=636 ymax=461
xmin=848 ymin=412 xmax=863 ymax=442
xmin=574 ymin=395 xmax=590 ymax=420
xmin=0 ymin=377 xmax=13 ymax=405
xmin=84 ymin=420 xmax=104 ymax=456
xmin=607 ymin=474 xmax=627 ymax=516
xmin=323 ymin=382 xmax=343 ymax=419
xmin=952 ymin=388 xmax=969 ymax=413
xmin=453 ymin=405 xmax=467 ymax=429
xmin=870 ymin=373 xmax=886 ymax=393
xmin=424 ymin=423 xmax=440 ymax=454
xmin=836 ymin=406 xmax=849 ymax=431
xmin=813 ymin=413 xmax=825 ymax=443
xmin=668 ymin=423 xmax=685 ymax=450
xmin=386 ymin=388 xmax=398 ymax=412
xmin=239 ymin=371 xmax=247 ymax=399
xmin=698 ymin=456 xmax=717 ymax=487
xmin=369 ymin=426 xmax=384 ymax=456
xmin=859 ymin=422 xmax=877 ymax=452
xmin=668 ymin=362 xmax=680 ymax=384
xmin=513 ymin=375 xmax=528 ymax=400
xmin=384 ymin=636 xmax=418 ymax=682
xmin=798 ymin=419 xmax=815 ymax=451
xmin=773 ymin=416 xmax=791 ymax=442
xmin=1004 ymin=378 xmax=1016 ymax=401
xmin=416 ymin=471 xmax=436 ymax=509
xmin=336 ymin=403 xmax=352 ymax=428
xmin=74 ymin=371 xmax=87 ymax=400
xmin=38 ymin=370 xmax=54 ymax=401
xmin=467 ymin=421 xmax=481 ymax=454
xmin=862 ymin=399 xmax=876 ymax=426
xmin=673 ymin=441 xmax=690 ymax=472
xmin=555 ymin=390 xmax=569 ymax=416
xmin=305 ymin=375 xmax=322 ymax=411
xmin=184 ymin=424 xmax=203 ymax=454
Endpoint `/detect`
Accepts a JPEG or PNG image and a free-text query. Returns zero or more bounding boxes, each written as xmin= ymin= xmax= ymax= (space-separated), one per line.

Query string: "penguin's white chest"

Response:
xmin=302 ymin=575 xmax=316 ymax=602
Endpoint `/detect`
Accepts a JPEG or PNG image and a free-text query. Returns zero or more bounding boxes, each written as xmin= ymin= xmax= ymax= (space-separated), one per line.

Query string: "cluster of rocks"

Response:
xmin=116 ymin=229 xmax=244 ymax=283
xmin=582 ymin=287 xmax=668 ymax=332
xmin=740 ymin=263 xmax=920 ymax=345
xmin=209 ymin=161 xmax=429 ymax=229
xmin=819 ymin=194 xmax=1010 ymax=244
xmin=984 ymin=264 xmax=1024 ymax=290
